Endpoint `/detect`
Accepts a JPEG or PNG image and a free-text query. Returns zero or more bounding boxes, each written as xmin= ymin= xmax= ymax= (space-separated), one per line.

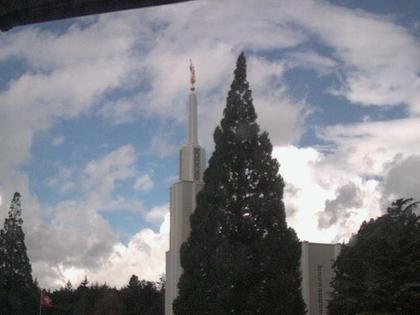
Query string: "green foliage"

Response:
xmin=46 ymin=275 xmax=163 ymax=315
xmin=173 ymin=53 xmax=305 ymax=314
xmin=0 ymin=192 xmax=39 ymax=315
xmin=47 ymin=281 xmax=75 ymax=315
xmin=92 ymin=291 xmax=123 ymax=315
xmin=120 ymin=274 xmax=164 ymax=315
xmin=329 ymin=198 xmax=420 ymax=315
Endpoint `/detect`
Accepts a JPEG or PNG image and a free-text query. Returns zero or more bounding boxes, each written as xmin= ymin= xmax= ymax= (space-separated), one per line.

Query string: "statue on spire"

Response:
xmin=189 ymin=59 xmax=196 ymax=91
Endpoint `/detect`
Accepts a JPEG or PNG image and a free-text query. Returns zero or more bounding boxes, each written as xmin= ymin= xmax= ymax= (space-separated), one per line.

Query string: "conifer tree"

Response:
xmin=73 ymin=276 xmax=90 ymax=315
xmin=120 ymin=274 xmax=163 ymax=315
xmin=174 ymin=53 xmax=305 ymax=314
xmin=0 ymin=192 xmax=38 ymax=315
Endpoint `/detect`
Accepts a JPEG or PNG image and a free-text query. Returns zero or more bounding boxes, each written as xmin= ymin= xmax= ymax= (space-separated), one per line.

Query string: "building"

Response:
xmin=164 ymin=62 xmax=206 ymax=315
xmin=301 ymin=241 xmax=342 ymax=315
xmin=165 ymin=66 xmax=342 ymax=315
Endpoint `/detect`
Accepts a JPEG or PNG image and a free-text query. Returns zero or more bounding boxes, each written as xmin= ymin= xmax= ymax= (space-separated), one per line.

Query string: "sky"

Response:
xmin=0 ymin=0 xmax=419 ymax=289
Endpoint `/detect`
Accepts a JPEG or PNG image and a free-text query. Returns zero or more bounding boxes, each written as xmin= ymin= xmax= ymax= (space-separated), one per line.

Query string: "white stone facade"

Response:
xmin=165 ymin=92 xmax=205 ymax=315
xmin=301 ymin=241 xmax=342 ymax=315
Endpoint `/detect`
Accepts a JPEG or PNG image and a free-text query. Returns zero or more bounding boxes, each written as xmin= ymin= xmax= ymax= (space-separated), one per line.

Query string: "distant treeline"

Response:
xmin=42 ymin=274 xmax=163 ymax=315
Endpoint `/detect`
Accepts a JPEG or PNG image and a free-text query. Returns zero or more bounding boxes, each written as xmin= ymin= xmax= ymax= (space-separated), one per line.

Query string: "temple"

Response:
xmin=301 ymin=241 xmax=342 ymax=315
xmin=164 ymin=61 xmax=206 ymax=315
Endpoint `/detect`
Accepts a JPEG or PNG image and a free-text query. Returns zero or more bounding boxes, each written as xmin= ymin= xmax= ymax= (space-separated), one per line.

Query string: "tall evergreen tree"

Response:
xmin=73 ymin=276 xmax=90 ymax=315
xmin=121 ymin=274 xmax=164 ymax=315
xmin=329 ymin=198 xmax=420 ymax=315
xmin=0 ymin=192 xmax=38 ymax=315
xmin=173 ymin=53 xmax=305 ymax=314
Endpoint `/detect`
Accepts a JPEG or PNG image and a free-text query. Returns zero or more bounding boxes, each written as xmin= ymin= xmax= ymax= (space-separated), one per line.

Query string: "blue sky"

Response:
xmin=0 ymin=0 xmax=419 ymax=288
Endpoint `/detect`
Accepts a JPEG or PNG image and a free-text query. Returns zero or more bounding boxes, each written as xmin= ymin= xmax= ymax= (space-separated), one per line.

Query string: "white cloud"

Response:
xmin=0 ymin=15 xmax=138 ymax=70
xmin=100 ymin=98 xmax=140 ymax=124
xmin=47 ymin=165 xmax=76 ymax=194
xmin=94 ymin=0 xmax=420 ymax=150
xmin=281 ymin=117 xmax=420 ymax=240
xmin=93 ymin=2 xmax=312 ymax=148
xmin=273 ymin=146 xmax=337 ymax=242
xmin=84 ymin=145 xmax=138 ymax=195
xmin=273 ymin=145 xmax=382 ymax=243
xmin=284 ymin=50 xmax=338 ymax=75
xmin=160 ymin=212 xmax=170 ymax=235
xmin=134 ymin=174 xmax=154 ymax=192
xmin=54 ymin=209 xmax=169 ymax=288
xmin=0 ymin=14 xmax=144 ymax=236
xmin=52 ymin=136 xmax=65 ymax=146
xmin=1 ymin=0 xmax=418 ymax=174
xmin=318 ymin=117 xmax=420 ymax=176
xmin=21 ymin=145 xmax=146 ymax=288
xmin=247 ymin=57 xmax=311 ymax=145
xmin=307 ymin=117 xmax=420 ymax=234
xmin=145 ymin=204 xmax=168 ymax=225
xmin=285 ymin=0 xmax=420 ymax=112
xmin=149 ymin=133 xmax=179 ymax=158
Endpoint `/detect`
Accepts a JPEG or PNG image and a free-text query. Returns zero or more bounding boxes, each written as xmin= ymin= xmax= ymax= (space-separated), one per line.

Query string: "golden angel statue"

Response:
xmin=189 ymin=59 xmax=196 ymax=91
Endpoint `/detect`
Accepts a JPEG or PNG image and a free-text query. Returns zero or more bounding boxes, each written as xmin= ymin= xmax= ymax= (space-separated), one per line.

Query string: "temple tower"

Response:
xmin=165 ymin=62 xmax=206 ymax=315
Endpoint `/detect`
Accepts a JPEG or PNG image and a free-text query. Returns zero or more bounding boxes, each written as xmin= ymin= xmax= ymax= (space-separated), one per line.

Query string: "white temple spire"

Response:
xmin=187 ymin=93 xmax=198 ymax=145
xmin=165 ymin=61 xmax=206 ymax=315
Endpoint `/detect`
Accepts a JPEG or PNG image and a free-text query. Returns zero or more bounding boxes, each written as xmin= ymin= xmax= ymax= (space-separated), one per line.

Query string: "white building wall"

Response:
xmin=165 ymin=90 xmax=205 ymax=315
xmin=300 ymin=241 xmax=342 ymax=315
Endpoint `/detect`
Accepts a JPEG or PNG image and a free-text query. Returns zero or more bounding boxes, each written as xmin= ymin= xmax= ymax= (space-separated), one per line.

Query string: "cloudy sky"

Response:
xmin=0 ymin=0 xmax=419 ymax=289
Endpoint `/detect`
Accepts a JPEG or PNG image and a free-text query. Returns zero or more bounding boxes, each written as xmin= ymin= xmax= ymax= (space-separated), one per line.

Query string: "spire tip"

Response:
xmin=189 ymin=59 xmax=196 ymax=91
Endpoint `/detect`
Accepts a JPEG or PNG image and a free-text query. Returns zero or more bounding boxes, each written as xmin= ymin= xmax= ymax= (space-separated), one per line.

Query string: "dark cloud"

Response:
xmin=318 ymin=182 xmax=363 ymax=229
xmin=382 ymin=155 xmax=420 ymax=210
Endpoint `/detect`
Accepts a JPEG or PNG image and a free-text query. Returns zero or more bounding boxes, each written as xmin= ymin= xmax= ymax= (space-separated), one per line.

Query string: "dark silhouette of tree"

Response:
xmin=329 ymin=198 xmax=420 ymax=315
xmin=173 ymin=53 xmax=305 ymax=314
xmin=0 ymin=192 xmax=38 ymax=315
xmin=50 ymin=281 xmax=75 ymax=315
xmin=92 ymin=291 xmax=123 ymax=315
xmin=46 ymin=275 xmax=163 ymax=315
xmin=72 ymin=276 xmax=90 ymax=315
xmin=120 ymin=274 xmax=163 ymax=315
xmin=121 ymin=275 xmax=143 ymax=315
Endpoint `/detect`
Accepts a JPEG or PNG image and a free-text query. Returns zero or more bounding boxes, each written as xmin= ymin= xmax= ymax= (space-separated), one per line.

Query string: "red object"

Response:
xmin=41 ymin=291 xmax=53 ymax=308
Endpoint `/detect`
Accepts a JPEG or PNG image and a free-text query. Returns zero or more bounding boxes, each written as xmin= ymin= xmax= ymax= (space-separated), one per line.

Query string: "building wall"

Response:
xmin=165 ymin=91 xmax=206 ymax=315
xmin=301 ymin=242 xmax=342 ymax=315
xmin=165 ymin=180 xmax=204 ymax=315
